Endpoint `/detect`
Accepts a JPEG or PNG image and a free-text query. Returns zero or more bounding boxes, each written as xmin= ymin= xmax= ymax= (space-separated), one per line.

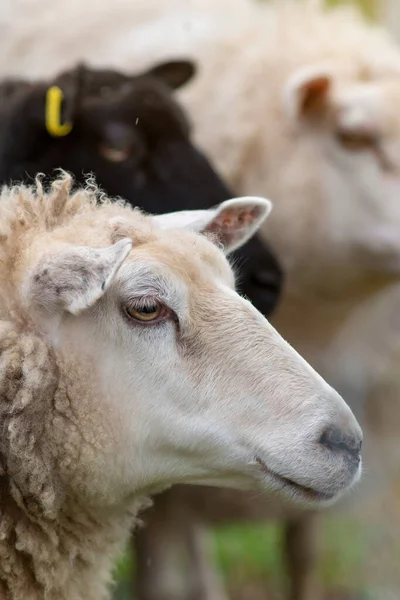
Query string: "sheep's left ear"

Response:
xmin=145 ymin=60 xmax=196 ymax=90
xmin=25 ymin=238 xmax=132 ymax=316
xmin=152 ymin=197 xmax=272 ymax=254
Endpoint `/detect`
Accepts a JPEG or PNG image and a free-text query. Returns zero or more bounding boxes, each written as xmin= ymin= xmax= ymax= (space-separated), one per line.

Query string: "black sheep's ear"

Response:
xmin=145 ymin=60 xmax=196 ymax=90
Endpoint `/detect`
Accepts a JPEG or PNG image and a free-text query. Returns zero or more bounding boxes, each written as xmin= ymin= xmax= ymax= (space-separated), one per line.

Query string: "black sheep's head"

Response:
xmin=26 ymin=60 xmax=218 ymax=211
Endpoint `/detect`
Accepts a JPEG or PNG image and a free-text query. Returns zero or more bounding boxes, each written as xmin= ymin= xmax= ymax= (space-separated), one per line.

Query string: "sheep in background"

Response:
xmin=3 ymin=0 xmax=400 ymax=598
xmin=0 ymin=174 xmax=362 ymax=600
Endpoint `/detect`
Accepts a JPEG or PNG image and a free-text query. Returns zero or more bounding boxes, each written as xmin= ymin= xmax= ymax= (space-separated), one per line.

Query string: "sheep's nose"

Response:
xmin=319 ymin=426 xmax=362 ymax=461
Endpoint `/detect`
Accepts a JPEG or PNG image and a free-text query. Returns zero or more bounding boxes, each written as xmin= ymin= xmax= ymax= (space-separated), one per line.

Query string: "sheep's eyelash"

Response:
xmin=125 ymin=295 xmax=163 ymax=309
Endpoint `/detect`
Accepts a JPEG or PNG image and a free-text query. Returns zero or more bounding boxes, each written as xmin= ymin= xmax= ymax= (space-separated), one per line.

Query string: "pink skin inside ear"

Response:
xmin=210 ymin=207 xmax=260 ymax=232
xmin=204 ymin=205 xmax=263 ymax=249
xmin=301 ymin=76 xmax=330 ymax=114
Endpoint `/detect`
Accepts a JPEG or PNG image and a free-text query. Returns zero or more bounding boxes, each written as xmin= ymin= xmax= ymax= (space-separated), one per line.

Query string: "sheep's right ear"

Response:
xmin=152 ymin=197 xmax=272 ymax=254
xmin=284 ymin=65 xmax=332 ymax=121
xmin=25 ymin=239 xmax=131 ymax=316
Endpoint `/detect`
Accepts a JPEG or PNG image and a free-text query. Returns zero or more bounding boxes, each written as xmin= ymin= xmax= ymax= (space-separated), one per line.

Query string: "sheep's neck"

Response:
xmin=0 ymin=479 xmax=146 ymax=600
xmin=0 ymin=332 xmax=148 ymax=600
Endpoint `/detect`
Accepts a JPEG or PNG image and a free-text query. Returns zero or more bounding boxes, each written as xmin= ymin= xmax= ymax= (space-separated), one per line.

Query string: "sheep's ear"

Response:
xmin=144 ymin=60 xmax=196 ymax=90
xmin=26 ymin=239 xmax=131 ymax=316
xmin=284 ymin=66 xmax=331 ymax=121
xmin=152 ymin=197 xmax=272 ymax=254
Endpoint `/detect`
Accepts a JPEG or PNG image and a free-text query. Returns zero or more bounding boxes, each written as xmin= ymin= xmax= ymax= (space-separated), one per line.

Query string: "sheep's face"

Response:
xmin=267 ymin=66 xmax=400 ymax=290
xmin=24 ymin=196 xmax=362 ymax=509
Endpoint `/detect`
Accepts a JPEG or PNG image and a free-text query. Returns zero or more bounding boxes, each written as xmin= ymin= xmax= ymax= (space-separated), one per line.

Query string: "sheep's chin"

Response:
xmin=255 ymin=457 xmax=338 ymax=506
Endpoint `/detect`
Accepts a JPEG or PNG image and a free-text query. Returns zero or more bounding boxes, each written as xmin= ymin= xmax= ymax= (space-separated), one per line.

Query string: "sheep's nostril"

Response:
xmin=319 ymin=426 xmax=362 ymax=460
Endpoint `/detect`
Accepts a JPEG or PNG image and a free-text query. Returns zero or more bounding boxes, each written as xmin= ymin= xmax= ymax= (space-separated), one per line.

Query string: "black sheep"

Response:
xmin=0 ymin=60 xmax=283 ymax=317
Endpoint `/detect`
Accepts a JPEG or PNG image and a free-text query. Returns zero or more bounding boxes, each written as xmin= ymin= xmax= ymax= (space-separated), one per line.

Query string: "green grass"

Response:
xmin=213 ymin=518 xmax=368 ymax=595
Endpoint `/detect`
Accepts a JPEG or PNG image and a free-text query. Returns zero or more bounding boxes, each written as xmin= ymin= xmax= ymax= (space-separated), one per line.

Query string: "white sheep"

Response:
xmin=1 ymin=0 xmax=399 ymax=597
xmin=0 ymin=174 xmax=362 ymax=600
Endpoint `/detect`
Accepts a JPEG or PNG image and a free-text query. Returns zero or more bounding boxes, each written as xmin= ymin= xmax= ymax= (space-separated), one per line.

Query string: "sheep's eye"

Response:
xmin=336 ymin=130 xmax=377 ymax=152
xmin=125 ymin=302 xmax=164 ymax=323
xmin=99 ymin=144 xmax=132 ymax=162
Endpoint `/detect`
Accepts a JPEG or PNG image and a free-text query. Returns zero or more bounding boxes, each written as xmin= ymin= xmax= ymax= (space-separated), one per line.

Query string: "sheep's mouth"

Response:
xmin=255 ymin=457 xmax=335 ymax=503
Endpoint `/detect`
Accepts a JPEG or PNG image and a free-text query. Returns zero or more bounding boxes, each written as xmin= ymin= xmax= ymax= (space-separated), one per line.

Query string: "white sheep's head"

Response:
xmin=15 ymin=187 xmax=361 ymax=510
xmin=263 ymin=63 xmax=400 ymax=291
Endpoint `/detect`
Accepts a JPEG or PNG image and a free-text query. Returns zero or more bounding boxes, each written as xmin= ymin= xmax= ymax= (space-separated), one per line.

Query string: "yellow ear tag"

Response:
xmin=45 ymin=86 xmax=73 ymax=137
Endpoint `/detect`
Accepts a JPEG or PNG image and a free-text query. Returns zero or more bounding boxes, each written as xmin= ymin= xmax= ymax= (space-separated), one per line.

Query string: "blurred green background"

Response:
xmin=112 ymin=515 xmax=373 ymax=600
xmin=112 ymin=1 xmax=398 ymax=598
